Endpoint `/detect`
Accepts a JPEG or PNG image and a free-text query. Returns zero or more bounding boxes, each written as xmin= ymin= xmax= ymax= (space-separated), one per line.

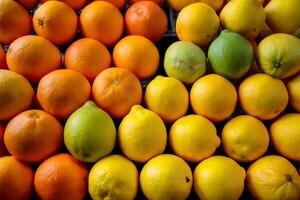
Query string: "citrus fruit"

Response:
xmin=33 ymin=1 xmax=78 ymax=45
xmin=92 ymin=68 xmax=142 ymax=119
xmin=170 ymin=115 xmax=220 ymax=162
xmin=125 ymin=1 xmax=168 ymax=42
xmin=37 ymin=69 xmax=91 ymax=120
xmin=247 ymin=155 xmax=300 ymax=200
xmin=89 ymin=155 xmax=138 ymax=200
xmin=239 ymin=74 xmax=288 ymax=120
xmin=6 ymin=35 xmax=62 ymax=82
xmin=0 ymin=70 xmax=34 ymax=121
xmin=40 ymin=0 xmax=87 ymax=10
xmin=65 ymin=38 xmax=111 ymax=82
xmin=167 ymin=0 xmax=198 ymax=11
xmin=92 ymin=0 xmax=126 ymax=9
xmin=222 ymin=115 xmax=269 ymax=162
xmin=176 ymin=2 xmax=220 ymax=47
xmin=208 ymin=30 xmax=253 ymax=79
xmin=145 ymin=76 xmax=189 ymax=123
xmin=0 ymin=156 xmax=34 ymax=200
xmin=118 ymin=105 xmax=167 ymax=163
xmin=15 ymin=0 xmax=38 ymax=9
xmin=265 ymin=0 xmax=300 ymax=34
xmin=80 ymin=1 xmax=124 ymax=47
xmin=164 ymin=41 xmax=206 ymax=84
xmin=0 ymin=46 xmax=6 ymax=69
xmin=140 ymin=154 xmax=193 ymax=200
xmin=34 ymin=153 xmax=88 ymax=200
xmin=64 ymin=101 xmax=116 ymax=162
xmin=0 ymin=0 xmax=32 ymax=44
xmin=4 ymin=110 xmax=63 ymax=163
xmin=220 ymin=0 xmax=266 ymax=40
xmin=199 ymin=0 xmax=224 ymax=12
xmin=287 ymin=73 xmax=300 ymax=112
xmin=194 ymin=156 xmax=246 ymax=200
xmin=0 ymin=124 xmax=8 ymax=156
xmin=113 ymin=35 xmax=159 ymax=79
xmin=130 ymin=0 xmax=164 ymax=5
xmin=256 ymin=33 xmax=300 ymax=79
xmin=190 ymin=74 xmax=237 ymax=122
xmin=270 ymin=114 xmax=300 ymax=162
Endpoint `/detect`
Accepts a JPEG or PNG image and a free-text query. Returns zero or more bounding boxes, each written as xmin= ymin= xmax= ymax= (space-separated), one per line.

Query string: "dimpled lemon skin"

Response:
xmin=170 ymin=114 xmax=220 ymax=162
xmin=118 ymin=105 xmax=167 ymax=163
xmin=222 ymin=115 xmax=269 ymax=162
xmin=194 ymin=156 xmax=246 ymax=200
xmin=140 ymin=154 xmax=193 ymax=200
xmin=88 ymin=155 xmax=138 ymax=200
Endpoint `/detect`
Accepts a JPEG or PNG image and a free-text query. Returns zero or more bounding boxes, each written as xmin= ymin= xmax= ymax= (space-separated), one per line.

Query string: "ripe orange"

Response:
xmin=65 ymin=38 xmax=111 ymax=82
xmin=0 ymin=156 xmax=34 ymax=200
xmin=37 ymin=69 xmax=91 ymax=120
xmin=130 ymin=0 xmax=164 ymax=5
xmin=34 ymin=153 xmax=88 ymax=200
xmin=125 ymin=1 xmax=168 ymax=42
xmin=113 ymin=35 xmax=160 ymax=79
xmin=33 ymin=1 xmax=78 ymax=45
xmin=0 ymin=124 xmax=8 ymax=157
xmin=0 ymin=0 xmax=32 ymax=44
xmin=15 ymin=0 xmax=38 ymax=9
xmin=4 ymin=110 xmax=63 ymax=163
xmin=0 ymin=70 xmax=34 ymax=121
xmin=92 ymin=0 xmax=127 ymax=9
xmin=92 ymin=68 xmax=143 ymax=119
xmin=80 ymin=1 xmax=124 ymax=47
xmin=6 ymin=35 xmax=62 ymax=82
xmin=39 ymin=0 xmax=87 ymax=10
xmin=0 ymin=46 xmax=6 ymax=69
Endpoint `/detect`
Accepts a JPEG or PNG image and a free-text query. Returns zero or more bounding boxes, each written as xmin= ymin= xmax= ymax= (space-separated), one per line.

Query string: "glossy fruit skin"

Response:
xmin=287 ymin=73 xmax=300 ymax=112
xmin=89 ymin=155 xmax=138 ymax=200
xmin=130 ymin=0 xmax=164 ymax=5
xmin=0 ymin=0 xmax=32 ymax=44
xmin=15 ymin=0 xmax=38 ymax=9
xmin=199 ymin=0 xmax=224 ymax=12
xmin=40 ymin=0 xmax=87 ymax=10
xmin=92 ymin=0 xmax=126 ymax=9
xmin=92 ymin=68 xmax=142 ymax=119
xmin=167 ymin=0 xmax=198 ymax=11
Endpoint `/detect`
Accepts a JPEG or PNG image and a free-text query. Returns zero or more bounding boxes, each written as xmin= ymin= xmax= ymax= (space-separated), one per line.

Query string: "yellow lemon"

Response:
xmin=287 ymin=74 xmax=300 ymax=112
xmin=220 ymin=0 xmax=266 ymax=40
xmin=199 ymin=0 xmax=224 ymax=12
xmin=247 ymin=155 xmax=300 ymax=200
xmin=145 ymin=76 xmax=189 ymax=123
xmin=118 ymin=105 xmax=167 ymax=163
xmin=194 ymin=156 xmax=246 ymax=200
xmin=170 ymin=115 xmax=221 ymax=162
xmin=176 ymin=2 xmax=220 ymax=47
xmin=140 ymin=154 xmax=193 ymax=200
xmin=270 ymin=114 xmax=300 ymax=162
xmin=88 ymin=155 xmax=138 ymax=200
xmin=239 ymin=74 xmax=288 ymax=120
xmin=265 ymin=0 xmax=300 ymax=34
xmin=190 ymin=74 xmax=237 ymax=122
xmin=167 ymin=0 xmax=199 ymax=11
xmin=222 ymin=115 xmax=269 ymax=162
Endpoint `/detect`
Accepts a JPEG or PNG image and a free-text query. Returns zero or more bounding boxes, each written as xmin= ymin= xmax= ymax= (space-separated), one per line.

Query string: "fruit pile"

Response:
xmin=0 ymin=0 xmax=300 ymax=199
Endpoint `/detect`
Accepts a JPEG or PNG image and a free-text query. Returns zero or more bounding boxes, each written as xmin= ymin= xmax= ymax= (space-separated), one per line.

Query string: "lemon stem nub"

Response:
xmin=274 ymin=63 xmax=281 ymax=68
xmin=286 ymin=174 xmax=293 ymax=182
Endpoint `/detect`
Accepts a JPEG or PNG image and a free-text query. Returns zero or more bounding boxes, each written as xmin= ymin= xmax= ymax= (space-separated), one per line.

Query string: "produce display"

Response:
xmin=0 ymin=0 xmax=300 ymax=199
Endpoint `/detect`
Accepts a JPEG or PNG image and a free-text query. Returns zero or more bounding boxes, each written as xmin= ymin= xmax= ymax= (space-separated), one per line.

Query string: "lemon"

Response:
xmin=176 ymin=2 xmax=220 ymax=47
xmin=270 ymin=114 xmax=300 ymax=162
xmin=247 ymin=155 xmax=300 ymax=200
xmin=287 ymin=74 xmax=300 ymax=112
xmin=265 ymin=0 xmax=300 ymax=34
xmin=190 ymin=74 xmax=237 ymax=122
xmin=170 ymin=115 xmax=220 ymax=162
xmin=140 ymin=154 xmax=193 ymax=200
xmin=199 ymin=0 xmax=224 ymax=12
xmin=167 ymin=0 xmax=198 ymax=11
xmin=194 ymin=156 xmax=246 ymax=200
xmin=88 ymin=155 xmax=138 ymax=200
xmin=64 ymin=101 xmax=116 ymax=162
xmin=220 ymin=0 xmax=266 ymax=40
xmin=145 ymin=76 xmax=189 ymax=123
xmin=118 ymin=105 xmax=167 ymax=163
xmin=238 ymin=74 xmax=288 ymax=120
xmin=222 ymin=115 xmax=269 ymax=162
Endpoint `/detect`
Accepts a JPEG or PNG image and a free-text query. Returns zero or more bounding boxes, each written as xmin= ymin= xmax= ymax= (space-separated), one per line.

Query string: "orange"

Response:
xmin=80 ymin=1 xmax=124 ymax=47
xmin=33 ymin=1 xmax=78 ymax=45
xmin=113 ymin=35 xmax=160 ymax=79
xmin=6 ymin=35 xmax=62 ymax=82
xmin=34 ymin=153 xmax=88 ymax=200
xmin=0 ymin=0 xmax=32 ymax=44
xmin=287 ymin=73 xmax=300 ymax=112
xmin=0 ymin=156 xmax=34 ymax=200
xmin=4 ymin=110 xmax=63 ymax=163
xmin=130 ymin=0 xmax=164 ymax=5
xmin=125 ymin=1 xmax=167 ymax=42
xmin=0 ymin=70 xmax=34 ymax=121
xmin=39 ymin=0 xmax=87 ymax=10
xmin=37 ymin=69 xmax=91 ymax=120
xmin=92 ymin=68 xmax=142 ymax=119
xmin=0 ymin=45 xmax=6 ymax=69
xmin=15 ymin=0 xmax=38 ymax=9
xmin=0 ymin=124 xmax=8 ymax=157
xmin=65 ymin=38 xmax=111 ymax=82
xmin=92 ymin=0 xmax=126 ymax=9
